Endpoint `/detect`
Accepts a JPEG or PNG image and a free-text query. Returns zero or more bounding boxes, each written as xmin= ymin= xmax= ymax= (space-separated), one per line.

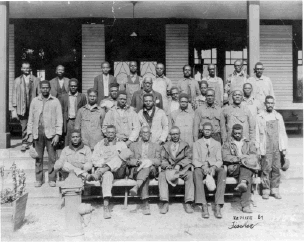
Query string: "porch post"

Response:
xmin=0 ymin=1 xmax=10 ymax=148
xmin=247 ymin=0 xmax=260 ymax=75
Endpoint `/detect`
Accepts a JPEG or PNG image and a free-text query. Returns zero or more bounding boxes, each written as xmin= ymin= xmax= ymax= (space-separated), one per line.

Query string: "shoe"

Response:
xmin=86 ymin=174 xmax=99 ymax=182
xmin=21 ymin=144 xmax=27 ymax=152
xmin=262 ymin=194 xmax=269 ymax=200
xmin=130 ymin=185 xmax=138 ymax=197
xmin=49 ymin=181 xmax=56 ymax=187
xmin=215 ymin=204 xmax=222 ymax=219
xmin=104 ymin=206 xmax=111 ymax=219
xmin=142 ymin=200 xmax=151 ymax=215
xmin=202 ymin=204 xmax=209 ymax=219
xmin=160 ymin=202 xmax=169 ymax=214
xmin=34 ymin=181 xmax=42 ymax=187
xmin=242 ymin=206 xmax=253 ymax=213
xmin=185 ymin=203 xmax=194 ymax=214
xmin=271 ymin=193 xmax=282 ymax=199
xmin=235 ymin=181 xmax=248 ymax=193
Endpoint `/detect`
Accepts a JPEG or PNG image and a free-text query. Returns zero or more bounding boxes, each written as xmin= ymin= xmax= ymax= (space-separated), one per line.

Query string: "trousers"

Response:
xmin=158 ymin=170 xmax=194 ymax=203
xmin=101 ymin=165 xmax=126 ymax=198
xmin=64 ymin=118 xmax=75 ymax=146
xmin=193 ymin=166 xmax=226 ymax=205
xmin=18 ymin=110 xmax=29 ymax=145
xmin=132 ymin=166 xmax=157 ymax=200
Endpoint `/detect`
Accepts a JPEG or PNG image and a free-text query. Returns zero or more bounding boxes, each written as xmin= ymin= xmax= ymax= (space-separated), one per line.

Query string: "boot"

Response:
xmin=215 ymin=204 xmax=222 ymax=219
xmin=242 ymin=206 xmax=253 ymax=213
xmin=202 ymin=204 xmax=209 ymax=219
xmin=185 ymin=203 xmax=194 ymax=214
xmin=262 ymin=194 xmax=269 ymax=200
xmin=130 ymin=185 xmax=138 ymax=197
xmin=235 ymin=180 xmax=248 ymax=193
xmin=160 ymin=202 xmax=169 ymax=214
xmin=142 ymin=199 xmax=151 ymax=215
xmin=103 ymin=198 xmax=111 ymax=219
xmin=271 ymin=193 xmax=282 ymax=199
xmin=86 ymin=174 xmax=99 ymax=182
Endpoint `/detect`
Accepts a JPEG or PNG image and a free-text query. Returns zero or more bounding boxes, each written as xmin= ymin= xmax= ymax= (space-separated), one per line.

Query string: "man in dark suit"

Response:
xmin=60 ymin=78 xmax=87 ymax=146
xmin=50 ymin=65 xmax=70 ymax=100
xmin=131 ymin=77 xmax=163 ymax=113
xmin=11 ymin=61 xmax=40 ymax=151
xmin=128 ymin=126 xmax=161 ymax=215
xmin=93 ymin=61 xmax=117 ymax=105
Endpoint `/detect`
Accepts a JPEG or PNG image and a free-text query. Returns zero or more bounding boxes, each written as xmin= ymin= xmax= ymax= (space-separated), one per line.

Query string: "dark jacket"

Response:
xmin=93 ymin=74 xmax=117 ymax=104
xmin=131 ymin=90 xmax=163 ymax=113
xmin=50 ymin=77 xmax=70 ymax=99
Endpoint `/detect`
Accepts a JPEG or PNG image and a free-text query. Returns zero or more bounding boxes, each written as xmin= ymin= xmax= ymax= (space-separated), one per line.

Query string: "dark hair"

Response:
xmin=156 ymin=63 xmax=164 ymax=68
xmin=206 ymin=88 xmax=215 ymax=94
xmin=107 ymin=125 xmax=116 ymax=130
xmin=232 ymin=124 xmax=243 ymax=131
xmin=69 ymin=78 xmax=79 ymax=86
xmin=179 ymin=93 xmax=189 ymax=101
xmin=143 ymin=93 xmax=154 ymax=100
xmin=170 ymin=86 xmax=179 ymax=93
xmin=117 ymin=90 xmax=127 ymax=97
xmin=234 ymin=60 xmax=243 ymax=66
xmin=170 ymin=126 xmax=180 ymax=133
xmin=255 ymin=62 xmax=264 ymax=68
xmin=200 ymin=80 xmax=208 ymax=88
xmin=243 ymin=82 xmax=252 ymax=88
xmin=182 ymin=65 xmax=191 ymax=71
xmin=101 ymin=61 xmax=110 ymax=68
xmin=109 ymin=83 xmax=120 ymax=89
xmin=265 ymin=95 xmax=274 ymax=102
xmin=71 ymin=129 xmax=81 ymax=136
xmin=202 ymin=122 xmax=213 ymax=129
xmin=21 ymin=61 xmax=31 ymax=67
xmin=87 ymin=88 xmax=98 ymax=95
xmin=39 ymin=80 xmax=50 ymax=88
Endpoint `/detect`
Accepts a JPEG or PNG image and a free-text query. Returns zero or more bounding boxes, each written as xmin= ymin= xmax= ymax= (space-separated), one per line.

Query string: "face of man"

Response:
xmin=255 ymin=64 xmax=264 ymax=78
xmin=232 ymin=91 xmax=243 ymax=105
xmin=171 ymin=89 xmax=179 ymax=101
xmin=156 ymin=64 xmax=164 ymax=77
xmin=69 ymin=81 xmax=78 ymax=95
xmin=56 ymin=66 xmax=65 ymax=78
xmin=109 ymin=87 xmax=118 ymax=100
xmin=143 ymin=78 xmax=153 ymax=92
xmin=101 ymin=63 xmax=110 ymax=75
xmin=183 ymin=66 xmax=192 ymax=78
xmin=141 ymin=127 xmax=151 ymax=142
xmin=71 ymin=132 xmax=81 ymax=146
xmin=232 ymin=129 xmax=243 ymax=141
xmin=208 ymin=65 xmax=215 ymax=77
xmin=234 ymin=61 xmax=243 ymax=73
xmin=143 ymin=96 xmax=154 ymax=110
xmin=106 ymin=128 xmax=116 ymax=141
xmin=206 ymin=90 xmax=215 ymax=105
xmin=117 ymin=94 xmax=127 ymax=108
xmin=200 ymin=83 xmax=208 ymax=96
xmin=202 ymin=125 xmax=212 ymax=139
xmin=21 ymin=63 xmax=30 ymax=76
xmin=41 ymin=83 xmax=51 ymax=97
xmin=179 ymin=97 xmax=188 ymax=110
xmin=129 ymin=62 xmax=137 ymax=74
xmin=88 ymin=92 xmax=97 ymax=105
xmin=170 ymin=128 xmax=180 ymax=143
xmin=243 ymin=84 xmax=252 ymax=98
xmin=265 ymin=98 xmax=275 ymax=113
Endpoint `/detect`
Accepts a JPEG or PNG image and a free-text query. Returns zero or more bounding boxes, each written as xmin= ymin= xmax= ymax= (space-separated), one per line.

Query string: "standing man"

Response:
xmin=93 ymin=61 xmax=117 ymax=105
xmin=256 ymin=96 xmax=288 ymax=199
xmin=193 ymin=122 xmax=226 ymax=218
xmin=75 ymin=89 xmax=105 ymax=150
xmin=131 ymin=77 xmax=163 ymax=113
xmin=242 ymin=83 xmax=263 ymax=118
xmin=128 ymin=126 xmax=161 ymax=215
xmin=27 ymin=81 xmax=63 ymax=187
xmin=100 ymin=83 xmax=119 ymax=113
xmin=167 ymin=87 xmax=180 ymax=116
xmin=138 ymin=93 xmax=168 ymax=145
xmin=220 ymin=89 xmax=255 ymax=143
xmin=60 ymin=78 xmax=87 ymax=146
xmin=50 ymin=65 xmax=70 ymax=100
xmin=248 ymin=62 xmax=275 ymax=105
xmin=169 ymin=94 xmax=194 ymax=147
xmin=159 ymin=126 xmax=194 ymax=214
xmin=121 ymin=61 xmax=143 ymax=105
xmin=222 ymin=124 xmax=260 ymax=213
xmin=194 ymin=89 xmax=222 ymax=143
xmin=152 ymin=63 xmax=172 ymax=113
xmin=12 ymin=61 xmax=40 ymax=151
xmin=224 ymin=60 xmax=249 ymax=104
xmin=194 ymin=81 xmax=209 ymax=109
xmin=202 ymin=64 xmax=224 ymax=107
xmin=177 ymin=65 xmax=200 ymax=106
xmin=102 ymin=90 xmax=140 ymax=147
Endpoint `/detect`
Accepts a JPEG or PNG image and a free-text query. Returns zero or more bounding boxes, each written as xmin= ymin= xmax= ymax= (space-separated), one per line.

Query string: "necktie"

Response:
xmin=206 ymin=143 xmax=210 ymax=157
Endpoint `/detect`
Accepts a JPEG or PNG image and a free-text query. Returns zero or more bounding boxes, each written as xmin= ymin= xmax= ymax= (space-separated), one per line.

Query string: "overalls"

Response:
xmin=126 ymin=75 xmax=141 ymax=106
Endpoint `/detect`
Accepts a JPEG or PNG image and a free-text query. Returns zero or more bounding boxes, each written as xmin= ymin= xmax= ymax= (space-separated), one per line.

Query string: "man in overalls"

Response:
xmin=100 ymin=83 xmax=119 ymax=113
xmin=256 ymin=96 xmax=288 ymax=199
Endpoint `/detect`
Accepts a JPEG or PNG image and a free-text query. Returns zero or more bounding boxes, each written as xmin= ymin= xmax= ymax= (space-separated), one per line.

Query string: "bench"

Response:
xmin=277 ymin=109 xmax=303 ymax=133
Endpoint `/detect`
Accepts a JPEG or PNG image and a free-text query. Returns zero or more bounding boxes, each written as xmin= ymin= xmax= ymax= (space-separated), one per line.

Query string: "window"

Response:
xmin=224 ymin=48 xmax=247 ymax=80
xmin=293 ymin=21 xmax=302 ymax=103
xmin=297 ymin=50 xmax=303 ymax=100
xmin=194 ymin=48 xmax=217 ymax=80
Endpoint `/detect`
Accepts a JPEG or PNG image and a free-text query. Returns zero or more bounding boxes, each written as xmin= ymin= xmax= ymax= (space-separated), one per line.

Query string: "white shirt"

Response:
xmin=58 ymin=78 xmax=64 ymax=88
xmin=264 ymin=111 xmax=277 ymax=121
xmin=202 ymin=137 xmax=211 ymax=147
xmin=233 ymin=139 xmax=244 ymax=156
xmin=103 ymin=74 xmax=109 ymax=97
xmin=170 ymin=100 xmax=180 ymax=113
xmin=23 ymin=74 xmax=30 ymax=85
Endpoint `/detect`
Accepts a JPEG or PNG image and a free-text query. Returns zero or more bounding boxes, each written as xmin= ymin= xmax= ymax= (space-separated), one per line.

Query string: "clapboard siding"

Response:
xmin=9 ymin=24 xmax=15 ymax=111
xmin=166 ymin=24 xmax=189 ymax=85
xmin=260 ymin=25 xmax=301 ymax=109
xmin=82 ymin=24 xmax=105 ymax=94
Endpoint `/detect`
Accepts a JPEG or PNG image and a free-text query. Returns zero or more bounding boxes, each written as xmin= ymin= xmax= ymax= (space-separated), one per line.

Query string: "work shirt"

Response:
xmin=103 ymin=74 xmax=109 ymax=97
xmin=242 ymin=95 xmax=262 ymax=118
xmin=153 ymin=75 xmax=172 ymax=112
xmin=225 ymin=71 xmax=249 ymax=103
xmin=177 ymin=77 xmax=200 ymax=102
xmin=68 ymin=92 xmax=78 ymax=119
xmin=100 ymin=96 xmax=117 ymax=113
xmin=194 ymin=95 xmax=206 ymax=108
xmin=248 ymin=75 xmax=275 ymax=104
xmin=142 ymin=141 xmax=149 ymax=158
xmin=202 ymin=75 xmax=224 ymax=105
xmin=102 ymin=105 xmax=140 ymax=142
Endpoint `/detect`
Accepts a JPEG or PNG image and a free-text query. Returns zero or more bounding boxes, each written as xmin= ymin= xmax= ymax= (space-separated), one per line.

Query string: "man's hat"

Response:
xmin=29 ymin=145 xmax=39 ymax=159
xmin=281 ymin=155 xmax=290 ymax=171
xmin=240 ymin=154 xmax=261 ymax=170
xmin=165 ymin=169 xmax=180 ymax=187
xmin=204 ymin=174 xmax=216 ymax=191
xmin=118 ymin=148 xmax=134 ymax=161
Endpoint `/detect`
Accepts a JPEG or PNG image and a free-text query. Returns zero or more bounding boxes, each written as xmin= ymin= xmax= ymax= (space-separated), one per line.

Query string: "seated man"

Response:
xmin=222 ymin=124 xmax=260 ymax=213
xmin=89 ymin=125 xmax=128 ymax=219
xmin=54 ymin=129 xmax=92 ymax=180
xmin=158 ymin=126 xmax=194 ymax=214
xmin=193 ymin=122 xmax=226 ymax=219
xmin=128 ymin=126 xmax=161 ymax=215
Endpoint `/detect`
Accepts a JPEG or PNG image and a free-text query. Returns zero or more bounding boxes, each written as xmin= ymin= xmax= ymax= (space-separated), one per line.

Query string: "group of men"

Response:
xmin=11 ymin=59 xmax=288 ymax=219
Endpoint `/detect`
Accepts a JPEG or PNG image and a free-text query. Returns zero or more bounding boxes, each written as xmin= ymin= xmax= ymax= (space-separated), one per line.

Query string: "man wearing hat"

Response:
xmin=169 ymin=93 xmax=195 ymax=147
xmin=256 ymin=96 xmax=288 ymax=200
xmin=158 ymin=126 xmax=194 ymax=214
xmin=222 ymin=124 xmax=260 ymax=213
xmin=193 ymin=122 xmax=226 ymax=218
xmin=220 ymin=89 xmax=255 ymax=143
xmin=100 ymin=82 xmax=119 ymax=113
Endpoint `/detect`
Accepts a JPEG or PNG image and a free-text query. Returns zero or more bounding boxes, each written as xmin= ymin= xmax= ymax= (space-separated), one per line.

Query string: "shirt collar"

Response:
xmin=156 ymin=74 xmax=165 ymax=79
xmin=233 ymin=71 xmax=245 ymax=77
xmin=255 ymin=75 xmax=264 ymax=81
xmin=69 ymin=91 xmax=78 ymax=97
xmin=85 ymin=104 xmax=98 ymax=110
xmin=38 ymin=94 xmax=54 ymax=101
xmin=232 ymin=103 xmax=242 ymax=108
xmin=179 ymin=107 xmax=191 ymax=113
xmin=116 ymin=104 xmax=129 ymax=110
xmin=69 ymin=142 xmax=84 ymax=151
